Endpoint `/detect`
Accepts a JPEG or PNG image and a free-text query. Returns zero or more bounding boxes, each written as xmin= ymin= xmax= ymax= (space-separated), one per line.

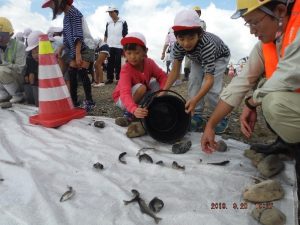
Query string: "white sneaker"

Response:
xmin=92 ymin=82 xmax=105 ymax=88
xmin=9 ymin=95 xmax=24 ymax=103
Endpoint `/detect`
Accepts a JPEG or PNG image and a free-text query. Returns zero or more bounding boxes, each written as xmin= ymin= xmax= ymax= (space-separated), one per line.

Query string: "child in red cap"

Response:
xmin=113 ymin=32 xmax=167 ymax=126
xmin=163 ymin=9 xmax=231 ymax=134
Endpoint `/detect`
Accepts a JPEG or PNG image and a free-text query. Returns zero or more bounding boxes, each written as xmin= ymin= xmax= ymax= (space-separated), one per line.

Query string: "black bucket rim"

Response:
xmin=140 ymin=90 xmax=191 ymax=143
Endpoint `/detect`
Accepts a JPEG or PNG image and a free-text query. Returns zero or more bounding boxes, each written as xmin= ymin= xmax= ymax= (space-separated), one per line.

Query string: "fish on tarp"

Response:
xmin=172 ymin=161 xmax=185 ymax=170
xmin=60 ymin=186 xmax=75 ymax=202
xmin=206 ymin=160 xmax=230 ymax=166
xmin=119 ymin=152 xmax=127 ymax=164
xmin=123 ymin=189 xmax=162 ymax=224
xmin=136 ymin=147 xmax=157 ymax=157
xmin=138 ymin=153 xmax=153 ymax=164
xmin=155 ymin=160 xmax=164 ymax=166
xmin=93 ymin=162 xmax=104 ymax=170
xmin=148 ymin=197 xmax=164 ymax=213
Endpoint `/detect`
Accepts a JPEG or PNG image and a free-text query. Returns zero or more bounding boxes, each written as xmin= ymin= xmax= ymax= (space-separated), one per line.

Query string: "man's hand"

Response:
xmin=133 ymin=107 xmax=148 ymax=119
xmin=240 ymin=106 xmax=257 ymax=138
xmin=201 ymin=125 xmax=217 ymax=154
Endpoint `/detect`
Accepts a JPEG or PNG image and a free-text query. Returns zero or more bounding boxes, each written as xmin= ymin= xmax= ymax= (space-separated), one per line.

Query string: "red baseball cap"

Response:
xmin=42 ymin=0 xmax=73 ymax=8
xmin=121 ymin=32 xmax=147 ymax=47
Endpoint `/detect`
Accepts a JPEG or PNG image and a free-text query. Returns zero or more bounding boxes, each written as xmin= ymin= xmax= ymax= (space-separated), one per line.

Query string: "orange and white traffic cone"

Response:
xmin=29 ymin=34 xmax=86 ymax=128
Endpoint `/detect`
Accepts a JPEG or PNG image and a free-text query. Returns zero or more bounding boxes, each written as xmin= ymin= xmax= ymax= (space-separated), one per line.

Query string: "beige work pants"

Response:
xmin=262 ymin=92 xmax=300 ymax=143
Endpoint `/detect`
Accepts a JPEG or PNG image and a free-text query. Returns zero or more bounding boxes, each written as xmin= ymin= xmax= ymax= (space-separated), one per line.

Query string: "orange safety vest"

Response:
xmin=262 ymin=0 xmax=300 ymax=92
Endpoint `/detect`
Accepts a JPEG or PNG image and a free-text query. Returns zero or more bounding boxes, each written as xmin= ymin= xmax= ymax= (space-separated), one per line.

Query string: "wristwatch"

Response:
xmin=244 ymin=96 xmax=257 ymax=110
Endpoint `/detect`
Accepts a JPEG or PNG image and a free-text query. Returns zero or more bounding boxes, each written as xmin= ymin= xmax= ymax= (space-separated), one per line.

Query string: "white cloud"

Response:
xmin=1 ymin=0 xmax=258 ymax=68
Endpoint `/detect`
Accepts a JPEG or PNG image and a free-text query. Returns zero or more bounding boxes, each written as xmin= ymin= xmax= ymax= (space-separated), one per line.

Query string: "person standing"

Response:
xmin=104 ymin=6 xmax=128 ymax=84
xmin=183 ymin=6 xmax=207 ymax=81
xmin=0 ymin=17 xmax=26 ymax=103
xmin=42 ymin=0 xmax=96 ymax=112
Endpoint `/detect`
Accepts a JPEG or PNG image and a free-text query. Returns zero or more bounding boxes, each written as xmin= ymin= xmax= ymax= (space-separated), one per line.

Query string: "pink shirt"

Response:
xmin=112 ymin=58 xmax=167 ymax=114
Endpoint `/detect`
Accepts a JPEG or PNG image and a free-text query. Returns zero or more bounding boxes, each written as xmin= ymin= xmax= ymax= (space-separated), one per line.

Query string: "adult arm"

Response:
xmin=201 ymin=100 xmax=234 ymax=153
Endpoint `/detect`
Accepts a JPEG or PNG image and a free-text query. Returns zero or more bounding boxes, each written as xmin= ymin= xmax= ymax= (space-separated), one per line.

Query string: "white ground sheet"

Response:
xmin=0 ymin=104 xmax=298 ymax=225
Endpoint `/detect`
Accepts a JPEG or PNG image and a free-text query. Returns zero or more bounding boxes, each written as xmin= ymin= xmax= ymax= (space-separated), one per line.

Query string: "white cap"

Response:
xmin=121 ymin=32 xmax=146 ymax=47
xmin=106 ymin=6 xmax=118 ymax=12
xmin=23 ymin=28 xmax=32 ymax=38
xmin=26 ymin=30 xmax=44 ymax=52
xmin=14 ymin=32 xmax=24 ymax=41
xmin=172 ymin=9 xmax=201 ymax=31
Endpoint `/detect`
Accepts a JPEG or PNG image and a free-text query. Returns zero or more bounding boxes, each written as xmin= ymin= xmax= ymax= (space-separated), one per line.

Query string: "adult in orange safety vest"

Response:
xmin=201 ymin=0 xmax=300 ymax=159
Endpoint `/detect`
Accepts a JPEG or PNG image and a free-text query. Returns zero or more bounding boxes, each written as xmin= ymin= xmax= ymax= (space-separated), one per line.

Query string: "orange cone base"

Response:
xmin=29 ymin=108 xmax=86 ymax=128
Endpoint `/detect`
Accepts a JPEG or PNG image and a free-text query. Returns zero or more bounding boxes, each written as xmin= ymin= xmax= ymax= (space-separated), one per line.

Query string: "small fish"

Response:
xmin=124 ymin=189 xmax=162 ymax=223
xmin=0 ymin=178 xmax=4 ymax=182
xmin=172 ymin=161 xmax=185 ymax=170
xmin=207 ymin=160 xmax=230 ymax=166
xmin=172 ymin=140 xmax=192 ymax=154
xmin=155 ymin=161 xmax=164 ymax=166
xmin=94 ymin=121 xmax=105 ymax=128
xmin=119 ymin=152 xmax=127 ymax=164
xmin=60 ymin=186 xmax=75 ymax=202
xmin=93 ymin=162 xmax=104 ymax=170
xmin=139 ymin=153 xmax=153 ymax=163
xmin=148 ymin=197 xmax=164 ymax=213
xmin=123 ymin=189 xmax=140 ymax=205
xmin=136 ymin=147 xmax=156 ymax=156
xmin=137 ymin=196 xmax=162 ymax=224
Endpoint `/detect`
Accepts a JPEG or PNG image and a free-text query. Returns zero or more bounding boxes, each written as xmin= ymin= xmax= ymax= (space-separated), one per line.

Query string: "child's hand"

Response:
xmin=24 ymin=76 xmax=29 ymax=84
xmin=185 ymin=98 xmax=197 ymax=115
xmin=76 ymin=53 xmax=83 ymax=67
xmin=29 ymin=73 xmax=35 ymax=85
xmin=134 ymin=107 xmax=148 ymax=119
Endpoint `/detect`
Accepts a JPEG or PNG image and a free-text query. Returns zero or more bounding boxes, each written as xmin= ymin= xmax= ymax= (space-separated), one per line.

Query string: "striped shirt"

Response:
xmin=63 ymin=6 xmax=86 ymax=59
xmin=173 ymin=32 xmax=230 ymax=75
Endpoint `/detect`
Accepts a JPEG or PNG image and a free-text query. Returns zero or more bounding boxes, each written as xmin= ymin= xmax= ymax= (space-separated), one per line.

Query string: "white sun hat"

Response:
xmin=106 ymin=6 xmax=118 ymax=12
xmin=121 ymin=32 xmax=147 ymax=47
xmin=172 ymin=9 xmax=201 ymax=31
xmin=23 ymin=28 xmax=32 ymax=38
xmin=26 ymin=30 xmax=44 ymax=52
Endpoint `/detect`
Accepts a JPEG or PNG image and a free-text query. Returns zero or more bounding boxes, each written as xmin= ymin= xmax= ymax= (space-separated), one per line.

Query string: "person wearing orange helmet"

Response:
xmin=201 ymin=0 xmax=300 ymax=158
xmin=0 ymin=17 xmax=26 ymax=104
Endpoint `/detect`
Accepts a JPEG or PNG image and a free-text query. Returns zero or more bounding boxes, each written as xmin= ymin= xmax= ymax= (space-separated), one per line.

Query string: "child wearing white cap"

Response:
xmin=112 ymin=32 xmax=167 ymax=126
xmin=163 ymin=9 xmax=231 ymax=134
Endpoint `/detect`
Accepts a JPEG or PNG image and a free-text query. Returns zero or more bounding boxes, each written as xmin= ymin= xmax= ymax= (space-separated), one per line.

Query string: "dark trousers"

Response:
xmin=69 ymin=67 xmax=93 ymax=105
xmin=107 ymin=47 xmax=123 ymax=81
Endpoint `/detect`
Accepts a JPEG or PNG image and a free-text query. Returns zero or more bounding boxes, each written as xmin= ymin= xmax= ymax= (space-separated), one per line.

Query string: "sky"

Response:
xmin=0 ymin=0 xmax=258 ymax=68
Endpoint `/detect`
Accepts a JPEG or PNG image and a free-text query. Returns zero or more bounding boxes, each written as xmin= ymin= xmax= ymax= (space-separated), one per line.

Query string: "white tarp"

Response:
xmin=0 ymin=105 xmax=298 ymax=225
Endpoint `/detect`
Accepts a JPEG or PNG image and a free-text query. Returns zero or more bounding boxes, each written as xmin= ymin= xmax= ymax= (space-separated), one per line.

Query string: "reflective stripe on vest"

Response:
xmin=262 ymin=0 xmax=300 ymax=92
xmin=4 ymin=39 xmax=17 ymax=64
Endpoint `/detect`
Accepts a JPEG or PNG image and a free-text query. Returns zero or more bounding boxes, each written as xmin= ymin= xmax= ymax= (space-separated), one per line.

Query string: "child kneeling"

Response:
xmin=112 ymin=32 xmax=167 ymax=127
